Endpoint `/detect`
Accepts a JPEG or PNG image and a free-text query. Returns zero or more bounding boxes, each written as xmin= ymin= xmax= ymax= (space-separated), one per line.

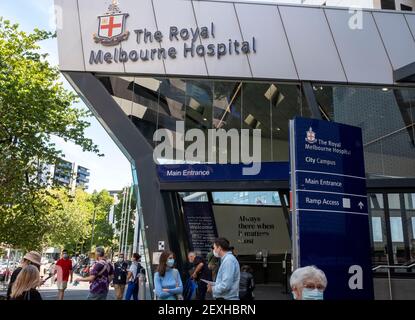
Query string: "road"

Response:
xmin=1 ymin=280 xmax=117 ymax=301
xmin=38 ymin=281 xmax=117 ymax=300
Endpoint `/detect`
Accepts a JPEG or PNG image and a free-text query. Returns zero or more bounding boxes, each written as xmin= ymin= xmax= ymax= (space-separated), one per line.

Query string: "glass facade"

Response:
xmin=98 ymin=75 xmax=415 ymax=270
xmin=314 ymin=86 xmax=415 ymax=179
xmin=97 ymin=76 xmax=310 ymax=163
xmin=212 ymin=191 xmax=281 ymax=206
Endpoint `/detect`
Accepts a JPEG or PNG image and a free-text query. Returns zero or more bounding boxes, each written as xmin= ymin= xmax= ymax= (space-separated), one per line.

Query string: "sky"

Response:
xmin=0 ymin=0 xmax=132 ymax=192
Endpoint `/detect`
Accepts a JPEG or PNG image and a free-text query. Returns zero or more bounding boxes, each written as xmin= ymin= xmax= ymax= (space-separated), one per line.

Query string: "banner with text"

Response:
xmin=183 ymin=202 xmax=218 ymax=256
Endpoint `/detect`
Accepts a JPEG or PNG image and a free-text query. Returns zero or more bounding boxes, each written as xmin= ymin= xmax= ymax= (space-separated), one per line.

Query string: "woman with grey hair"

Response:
xmin=290 ymin=266 xmax=327 ymax=300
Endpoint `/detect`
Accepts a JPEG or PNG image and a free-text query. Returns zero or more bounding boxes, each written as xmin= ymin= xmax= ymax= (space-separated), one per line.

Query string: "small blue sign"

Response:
xmin=290 ymin=117 xmax=374 ymax=300
xmin=157 ymin=162 xmax=289 ymax=183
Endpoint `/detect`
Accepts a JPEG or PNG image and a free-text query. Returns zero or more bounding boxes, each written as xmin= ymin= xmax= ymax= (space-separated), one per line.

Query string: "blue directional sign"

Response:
xmin=157 ymin=162 xmax=289 ymax=183
xmin=290 ymin=117 xmax=374 ymax=300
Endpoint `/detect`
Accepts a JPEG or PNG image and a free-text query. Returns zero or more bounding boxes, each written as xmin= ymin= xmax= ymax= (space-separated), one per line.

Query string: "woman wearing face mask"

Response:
xmin=290 ymin=266 xmax=327 ymax=300
xmin=154 ymin=250 xmax=183 ymax=300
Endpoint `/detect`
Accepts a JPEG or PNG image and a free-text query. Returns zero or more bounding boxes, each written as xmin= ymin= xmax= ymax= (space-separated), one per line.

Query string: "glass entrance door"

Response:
xmin=369 ymin=192 xmax=415 ymax=272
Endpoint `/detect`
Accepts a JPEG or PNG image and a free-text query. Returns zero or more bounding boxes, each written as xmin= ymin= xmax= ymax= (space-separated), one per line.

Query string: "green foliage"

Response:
xmin=86 ymin=190 xmax=115 ymax=249
xmin=0 ymin=18 xmax=102 ymax=250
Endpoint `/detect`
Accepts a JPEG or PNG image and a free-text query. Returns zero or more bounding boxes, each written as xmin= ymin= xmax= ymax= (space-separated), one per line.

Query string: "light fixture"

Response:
xmin=382 ymin=88 xmax=389 ymax=92
xmin=265 ymin=84 xmax=285 ymax=105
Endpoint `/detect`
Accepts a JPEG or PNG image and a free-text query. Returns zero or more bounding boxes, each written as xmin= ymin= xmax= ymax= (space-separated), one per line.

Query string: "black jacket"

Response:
xmin=113 ymin=261 xmax=129 ymax=284
xmin=6 ymin=267 xmax=22 ymax=300
xmin=10 ymin=288 xmax=42 ymax=301
xmin=239 ymin=271 xmax=255 ymax=293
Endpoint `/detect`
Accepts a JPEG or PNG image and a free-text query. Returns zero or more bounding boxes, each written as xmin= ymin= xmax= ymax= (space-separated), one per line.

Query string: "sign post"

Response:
xmin=290 ymin=117 xmax=374 ymax=300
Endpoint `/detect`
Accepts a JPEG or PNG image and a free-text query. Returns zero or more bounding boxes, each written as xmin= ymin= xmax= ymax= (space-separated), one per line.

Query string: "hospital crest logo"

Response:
xmin=306 ymin=127 xmax=317 ymax=144
xmin=93 ymin=0 xmax=129 ymax=46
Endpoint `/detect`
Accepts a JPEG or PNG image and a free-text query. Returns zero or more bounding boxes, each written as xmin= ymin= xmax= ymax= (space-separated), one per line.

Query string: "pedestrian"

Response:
xmin=6 ymin=251 xmax=42 ymax=300
xmin=207 ymin=238 xmax=240 ymax=300
xmin=55 ymin=249 xmax=73 ymax=300
xmin=113 ymin=253 xmax=128 ymax=300
xmin=239 ymin=265 xmax=255 ymax=301
xmin=206 ymin=245 xmax=220 ymax=281
xmin=71 ymin=254 xmax=77 ymax=269
xmin=187 ymin=252 xmax=211 ymax=300
xmin=125 ymin=253 xmax=142 ymax=301
xmin=9 ymin=265 xmax=42 ymax=300
xmin=154 ymin=250 xmax=183 ymax=300
xmin=290 ymin=265 xmax=327 ymax=300
xmin=74 ymin=247 xmax=114 ymax=300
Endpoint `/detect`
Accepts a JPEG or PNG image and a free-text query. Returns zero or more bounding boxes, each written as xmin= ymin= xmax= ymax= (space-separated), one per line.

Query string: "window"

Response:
xmin=401 ymin=4 xmax=413 ymax=11
xmin=179 ymin=192 xmax=208 ymax=202
xmin=390 ymin=217 xmax=404 ymax=242
xmin=213 ymin=191 xmax=281 ymax=206
xmin=372 ymin=217 xmax=383 ymax=242
xmin=314 ymin=86 xmax=415 ymax=179
xmin=100 ymin=75 xmax=309 ymax=164
xmin=381 ymin=0 xmax=396 ymax=10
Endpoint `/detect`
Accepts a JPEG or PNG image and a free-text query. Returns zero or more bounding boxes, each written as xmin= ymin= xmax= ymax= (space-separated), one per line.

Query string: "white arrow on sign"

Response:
xmin=358 ymin=202 xmax=364 ymax=210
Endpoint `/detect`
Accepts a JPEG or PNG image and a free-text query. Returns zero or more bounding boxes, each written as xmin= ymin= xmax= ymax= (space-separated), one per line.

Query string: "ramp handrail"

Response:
xmin=372 ymin=262 xmax=415 ymax=300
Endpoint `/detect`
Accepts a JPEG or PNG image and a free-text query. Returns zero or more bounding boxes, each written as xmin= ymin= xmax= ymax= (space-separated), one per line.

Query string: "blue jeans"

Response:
xmin=125 ymin=282 xmax=138 ymax=301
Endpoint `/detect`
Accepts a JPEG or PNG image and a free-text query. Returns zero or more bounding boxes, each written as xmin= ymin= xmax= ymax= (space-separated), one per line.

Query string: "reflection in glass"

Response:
xmin=179 ymin=192 xmax=208 ymax=202
xmin=371 ymin=217 xmax=383 ymax=242
xmin=98 ymin=75 xmax=309 ymax=164
xmin=368 ymin=193 xmax=388 ymax=265
xmin=314 ymin=86 xmax=415 ymax=179
xmin=390 ymin=217 xmax=404 ymax=242
xmin=213 ymin=191 xmax=281 ymax=206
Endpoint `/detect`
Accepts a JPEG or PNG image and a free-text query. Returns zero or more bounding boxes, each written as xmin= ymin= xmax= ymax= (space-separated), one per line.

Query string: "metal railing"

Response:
xmin=372 ymin=262 xmax=415 ymax=300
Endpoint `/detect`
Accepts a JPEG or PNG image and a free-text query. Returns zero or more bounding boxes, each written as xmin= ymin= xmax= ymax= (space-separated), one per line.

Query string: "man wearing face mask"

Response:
xmin=207 ymin=238 xmax=240 ymax=300
xmin=112 ymin=253 xmax=129 ymax=300
xmin=55 ymin=250 xmax=73 ymax=300
xmin=290 ymin=266 xmax=327 ymax=300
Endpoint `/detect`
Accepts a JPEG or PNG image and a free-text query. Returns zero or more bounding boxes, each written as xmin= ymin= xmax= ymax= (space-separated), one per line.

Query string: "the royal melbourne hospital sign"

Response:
xmin=89 ymin=1 xmax=257 ymax=65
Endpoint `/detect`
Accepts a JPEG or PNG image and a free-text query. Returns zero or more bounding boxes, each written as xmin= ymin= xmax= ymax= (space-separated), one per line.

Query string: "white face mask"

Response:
xmin=213 ymin=250 xmax=220 ymax=258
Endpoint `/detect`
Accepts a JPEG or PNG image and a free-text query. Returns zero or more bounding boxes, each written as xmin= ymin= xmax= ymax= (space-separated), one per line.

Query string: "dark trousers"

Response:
xmin=125 ymin=282 xmax=139 ymax=301
xmin=196 ymin=281 xmax=207 ymax=300
xmin=239 ymin=291 xmax=254 ymax=301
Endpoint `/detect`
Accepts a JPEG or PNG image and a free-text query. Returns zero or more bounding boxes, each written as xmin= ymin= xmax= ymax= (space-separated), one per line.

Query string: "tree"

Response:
xmin=87 ymin=190 xmax=115 ymax=250
xmin=44 ymin=188 xmax=93 ymax=253
xmin=44 ymin=189 xmax=115 ymax=254
xmin=0 ymin=18 xmax=101 ymax=249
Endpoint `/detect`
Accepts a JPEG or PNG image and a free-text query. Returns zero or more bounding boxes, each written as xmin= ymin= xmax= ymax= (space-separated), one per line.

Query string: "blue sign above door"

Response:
xmin=290 ymin=117 xmax=374 ymax=300
xmin=157 ymin=162 xmax=290 ymax=182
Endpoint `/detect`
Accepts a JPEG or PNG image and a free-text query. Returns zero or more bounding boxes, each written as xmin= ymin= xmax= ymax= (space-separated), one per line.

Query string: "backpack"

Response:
xmin=133 ymin=263 xmax=143 ymax=285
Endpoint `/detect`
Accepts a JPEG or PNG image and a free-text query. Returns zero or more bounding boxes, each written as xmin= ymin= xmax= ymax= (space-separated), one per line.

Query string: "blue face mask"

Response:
xmin=302 ymin=288 xmax=324 ymax=300
xmin=166 ymin=258 xmax=175 ymax=268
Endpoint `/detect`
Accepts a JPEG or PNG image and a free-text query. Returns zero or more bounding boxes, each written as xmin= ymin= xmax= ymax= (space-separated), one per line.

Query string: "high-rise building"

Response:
xmin=75 ymin=165 xmax=91 ymax=189
xmin=40 ymin=159 xmax=90 ymax=191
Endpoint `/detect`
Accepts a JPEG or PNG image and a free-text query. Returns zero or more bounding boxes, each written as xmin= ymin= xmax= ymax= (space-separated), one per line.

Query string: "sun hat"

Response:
xmin=23 ymin=251 xmax=42 ymax=266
